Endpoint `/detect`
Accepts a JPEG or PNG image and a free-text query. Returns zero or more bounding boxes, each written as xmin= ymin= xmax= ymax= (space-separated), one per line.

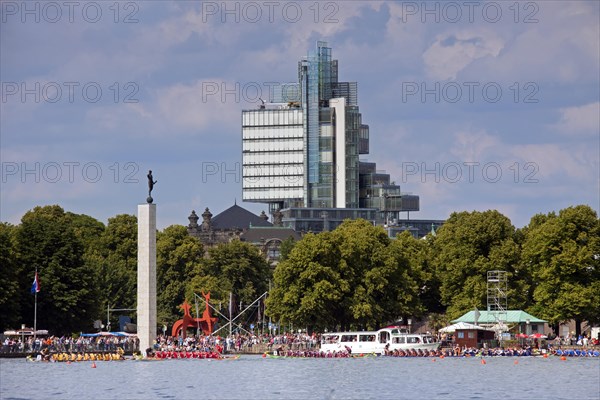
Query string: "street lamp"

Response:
xmin=526 ymin=319 xmax=530 ymax=335
xmin=407 ymin=319 xmax=412 ymax=333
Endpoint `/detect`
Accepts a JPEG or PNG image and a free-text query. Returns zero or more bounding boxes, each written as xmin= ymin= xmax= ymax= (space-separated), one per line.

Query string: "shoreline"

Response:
xmin=2 ymin=345 xmax=599 ymax=359
xmin=0 ymin=350 xmax=267 ymax=359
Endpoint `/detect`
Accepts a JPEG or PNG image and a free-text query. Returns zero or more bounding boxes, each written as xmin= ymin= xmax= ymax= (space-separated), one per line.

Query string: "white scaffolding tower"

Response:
xmin=487 ymin=270 xmax=508 ymax=341
xmin=194 ymin=291 xmax=268 ymax=337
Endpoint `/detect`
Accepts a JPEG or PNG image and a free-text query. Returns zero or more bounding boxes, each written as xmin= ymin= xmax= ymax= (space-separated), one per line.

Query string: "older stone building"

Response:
xmin=239 ymin=227 xmax=301 ymax=266
xmin=186 ymin=203 xmax=272 ymax=246
xmin=186 ymin=203 xmax=299 ymax=265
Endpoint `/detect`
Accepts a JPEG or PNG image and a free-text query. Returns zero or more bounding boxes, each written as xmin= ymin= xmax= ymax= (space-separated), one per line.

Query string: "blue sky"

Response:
xmin=1 ymin=1 xmax=599 ymax=229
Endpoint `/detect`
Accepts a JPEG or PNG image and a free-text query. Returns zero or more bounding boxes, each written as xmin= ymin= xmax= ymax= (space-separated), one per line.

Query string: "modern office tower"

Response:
xmin=242 ymin=41 xmax=422 ymax=233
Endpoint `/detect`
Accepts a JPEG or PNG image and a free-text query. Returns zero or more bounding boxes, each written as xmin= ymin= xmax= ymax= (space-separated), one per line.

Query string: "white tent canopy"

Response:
xmin=3 ymin=329 xmax=48 ymax=336
xmin=439 ymin=322 xmax=493 ymax=333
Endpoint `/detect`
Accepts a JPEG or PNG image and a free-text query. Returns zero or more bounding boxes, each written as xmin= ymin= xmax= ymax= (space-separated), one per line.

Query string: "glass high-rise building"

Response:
xmin=242 ymin=41 xmax=420 ymax=232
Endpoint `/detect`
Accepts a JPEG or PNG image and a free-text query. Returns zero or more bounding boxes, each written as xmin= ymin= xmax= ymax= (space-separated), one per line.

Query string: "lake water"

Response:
xmin=1 ymin=355 xmax=599 ymax=399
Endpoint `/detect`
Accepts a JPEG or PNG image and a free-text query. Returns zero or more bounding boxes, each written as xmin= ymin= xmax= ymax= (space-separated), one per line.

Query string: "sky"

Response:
xmin=1 ymin=0 xmax=599 ymax=230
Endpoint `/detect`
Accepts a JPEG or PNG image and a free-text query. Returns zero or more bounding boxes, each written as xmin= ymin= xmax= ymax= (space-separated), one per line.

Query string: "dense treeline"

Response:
xmin=268 ymin=206 xmax=598 ymax=335
xmin=0 ymin=204 xmax=598 ymax=336
xmin=0 ymin=205 xmax=265 ymax=335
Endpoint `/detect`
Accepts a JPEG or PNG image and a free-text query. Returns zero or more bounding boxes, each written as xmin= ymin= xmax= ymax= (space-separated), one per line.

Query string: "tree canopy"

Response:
xmin=188 ymin=240 xmax=271 ymax=320
xmin=0 ymin=222 xmax=21 ymax=331
xmin=431 ymin=210 xmax=523 ymax=319
xmin=156 ymin=225 xmax=204 ymax=327
xmin=14 ymin=205 xmax=100 ymax=335
xmin=522 ymin=205 xmax=600 ymax=329
xmin=97 ymin=214 xmax=138 ymax=325
xmin=1 ymin=203 xmax=598 ymax=336
xmin=266 ymin=220 xmax=428 ymax=331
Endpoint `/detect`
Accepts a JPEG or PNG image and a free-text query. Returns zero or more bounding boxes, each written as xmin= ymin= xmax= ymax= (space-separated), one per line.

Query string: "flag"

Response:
xmin=31 ymin=272 xmax=40 ymax=294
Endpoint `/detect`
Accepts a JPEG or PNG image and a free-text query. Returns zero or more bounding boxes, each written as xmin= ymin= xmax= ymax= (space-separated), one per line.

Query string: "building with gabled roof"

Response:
xmin=187 ymin=202 xmax=271 ymax=247
xmin=186 ymin=203 xmax=299 ymax=265
xmin=210 ymin=204 xmax=273 ymax=230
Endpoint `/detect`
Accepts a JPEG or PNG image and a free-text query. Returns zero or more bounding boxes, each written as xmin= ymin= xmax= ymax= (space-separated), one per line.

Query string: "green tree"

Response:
xmin=387 ymin=231 xmax=431 ymax=320
xmin=427 ymin=312 xmax=449 ymax=333
xmin=278 ymin=236 xmax=296 ymax=262
xmin=267 ymin=220 xmax=428 ymax=331
xmin=0 ymin=222 xmax=22 ymax=330
xmin=267 ymin=231 xmax=346 ymax=331
xmin=337 ymin=220 xmax=428 ymax=330
xmin=522 ymin=205 xmax=600 ymax=335
xmin=65 ymin=212 xmax=106 ymax=248
xmin=188 ymin=240 xmax=271 ymax=323
xmin=97 ymin=214 xmax=138 ymax=328
xmin=65 ymin=212 xmax=106 ymax=324
xmin=15 ymin=205 xmax=99 ymax=334
xmin=156 ymin=225 xmax=204 ymax=328
xmin=419 ymin=233 xmax=444 ymax=314
xmin=431 ymin=210 xmax=523 ymax=319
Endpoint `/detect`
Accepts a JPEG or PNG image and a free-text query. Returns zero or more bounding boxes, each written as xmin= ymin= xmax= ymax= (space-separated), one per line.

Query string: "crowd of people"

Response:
xmin=553 ymin=334 xmax=598 ymax=347
xmin=149 ymin=331 xmax=319 ymax=354
xmin=2 ymin=335 xmax=138 ymax=354
xmin=3 ymin=330 xmax=599 ymax=359
xmin=1 ymin=331 xmax=318 ymax=355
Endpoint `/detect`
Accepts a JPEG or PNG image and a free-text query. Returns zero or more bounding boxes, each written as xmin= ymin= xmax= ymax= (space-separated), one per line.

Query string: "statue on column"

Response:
xmin=147 ymin=170 xmax=157 ymax=203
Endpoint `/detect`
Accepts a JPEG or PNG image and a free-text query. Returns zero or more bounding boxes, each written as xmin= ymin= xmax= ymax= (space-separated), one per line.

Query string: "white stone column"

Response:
xmin=137 ymin=203 xmax=156 ymax=356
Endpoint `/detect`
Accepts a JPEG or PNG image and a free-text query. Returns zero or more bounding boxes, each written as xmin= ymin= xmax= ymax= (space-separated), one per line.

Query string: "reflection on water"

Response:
xmin=1 ymin=355 xmax=599 ymax=400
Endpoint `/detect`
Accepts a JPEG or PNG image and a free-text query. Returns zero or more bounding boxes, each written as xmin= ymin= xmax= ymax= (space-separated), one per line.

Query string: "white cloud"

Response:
xmin=83 ymin=80 xmax=243 ymax=137
xmin=473 ymin=2 xmax=599 ymax=83
xmin=450 ymin=130 xmax=502 ymax=162
xmin=510 ymin=143 xmax=592 ymax=181
xmin=554 ymin=102 xmax=600 ymax=135
xmin=2 ymin=0 xmax=599 ymax=230
xmin=423 ymin=30 xmax=504 ymax=80
xmin=156 ymin=80 xmax=241 ymax=132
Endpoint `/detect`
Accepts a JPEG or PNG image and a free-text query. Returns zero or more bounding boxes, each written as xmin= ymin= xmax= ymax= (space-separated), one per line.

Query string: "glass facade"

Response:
xmin=298 ymin=42 xmax=365 ymax=208
xmin=281 ymin=207 xmax=378 ymax=233
xmin=242 ymin=108 xmax=304 ymax=202
xmin=241 ymin=41 xmax=422 ymax=232
xmin=385 ymin=220 xmax=444 ymax=239
xmin=270 ymin=83 xmax=301 ymax=103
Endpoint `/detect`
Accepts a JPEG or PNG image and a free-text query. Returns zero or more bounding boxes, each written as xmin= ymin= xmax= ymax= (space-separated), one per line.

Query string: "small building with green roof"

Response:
xmin=452 ymin=310 xmax=547 ymax=335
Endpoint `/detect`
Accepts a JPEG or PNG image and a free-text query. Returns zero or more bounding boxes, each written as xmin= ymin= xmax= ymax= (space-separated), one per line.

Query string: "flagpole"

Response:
xmin=33 ymin=268 xmax=38 ymax=342
xmin=229 ymin=292 xmax=233 ymax=338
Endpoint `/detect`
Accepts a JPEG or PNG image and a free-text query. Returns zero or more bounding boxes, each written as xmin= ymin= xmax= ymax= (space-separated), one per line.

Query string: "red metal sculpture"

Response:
xmin=171 ymin=292 xmax=217 ymax=337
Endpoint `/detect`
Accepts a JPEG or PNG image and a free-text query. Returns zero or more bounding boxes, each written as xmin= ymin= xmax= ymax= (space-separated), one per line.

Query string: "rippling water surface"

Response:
xmin=1 ymin=355 xmax=599 ymax=400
